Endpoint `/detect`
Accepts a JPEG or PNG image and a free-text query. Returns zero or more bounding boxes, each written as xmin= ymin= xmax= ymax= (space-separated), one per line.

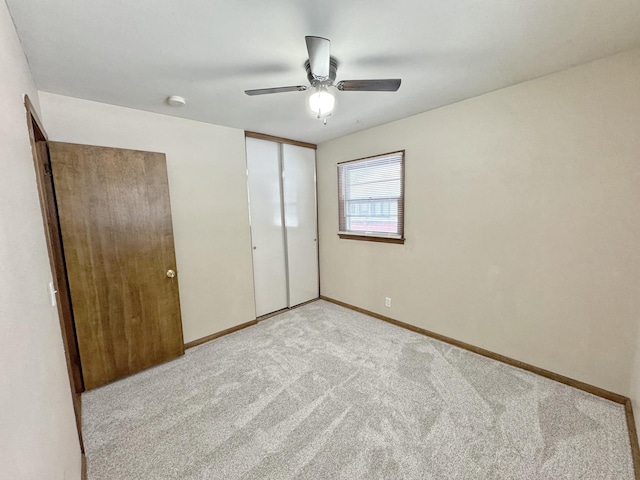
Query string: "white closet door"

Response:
xmin=246 ymin=137 xmax=288 ymax=316
xmin=283 ymin=144 xmax=319 ymax=307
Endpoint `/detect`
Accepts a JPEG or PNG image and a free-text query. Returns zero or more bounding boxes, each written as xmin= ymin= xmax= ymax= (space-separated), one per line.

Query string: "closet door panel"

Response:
xmin=283 ymin=144 xmax=319 ymax=306
xmin=246 ymin=137 xmax=288 ymax=316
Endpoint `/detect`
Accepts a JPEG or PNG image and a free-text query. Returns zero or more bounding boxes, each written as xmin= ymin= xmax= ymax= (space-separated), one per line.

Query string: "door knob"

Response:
xmin=166 ymin=269 xmax=176 ymax=278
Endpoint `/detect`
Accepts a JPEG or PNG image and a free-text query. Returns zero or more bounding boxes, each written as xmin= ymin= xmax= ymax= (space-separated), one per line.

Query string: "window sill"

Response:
xmin=338 ymin=233 xmax=405 ymax=244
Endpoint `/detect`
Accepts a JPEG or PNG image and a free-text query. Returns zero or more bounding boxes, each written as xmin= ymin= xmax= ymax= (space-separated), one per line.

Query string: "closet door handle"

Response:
xmin=166 ymin=269 xmax=176 ymax=278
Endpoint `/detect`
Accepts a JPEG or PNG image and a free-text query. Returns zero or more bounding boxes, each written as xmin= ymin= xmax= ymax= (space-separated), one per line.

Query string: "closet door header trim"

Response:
xmin=245 ymin=131 xmax=317 ymax=150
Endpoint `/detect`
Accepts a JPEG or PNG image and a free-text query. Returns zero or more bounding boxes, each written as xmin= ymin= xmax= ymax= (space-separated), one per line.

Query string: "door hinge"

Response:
xmin=44 ymin=162 xmax=53 ymax=177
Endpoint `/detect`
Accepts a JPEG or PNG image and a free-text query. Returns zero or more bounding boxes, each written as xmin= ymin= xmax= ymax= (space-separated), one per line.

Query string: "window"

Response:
xmin=338 ymin=150 xmax=405 ymax=244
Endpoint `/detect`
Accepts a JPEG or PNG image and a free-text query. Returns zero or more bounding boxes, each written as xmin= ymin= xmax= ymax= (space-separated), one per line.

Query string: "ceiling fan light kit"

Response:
xmin=245 ymin=36 xmax=401 ymax=123
xmin=309 ymin=87 xmax=334 ymax=118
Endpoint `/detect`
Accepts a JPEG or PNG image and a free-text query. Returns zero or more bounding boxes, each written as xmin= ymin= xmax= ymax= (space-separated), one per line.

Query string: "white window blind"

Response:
xmin=338 ymin=151 xmax=405 ymax=241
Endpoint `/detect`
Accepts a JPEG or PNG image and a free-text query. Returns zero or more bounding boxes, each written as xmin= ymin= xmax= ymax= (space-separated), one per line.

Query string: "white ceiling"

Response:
xmin=7 ymin=0 xmax=640 ymax=144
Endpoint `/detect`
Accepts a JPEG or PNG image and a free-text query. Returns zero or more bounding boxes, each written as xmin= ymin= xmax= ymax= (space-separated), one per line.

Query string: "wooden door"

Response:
xmin=282 ymin=144 xmax=319 ymax=307
xmin=246 ymin=137 xmax=288 ymax=316
xmin=49 ymin=142 xmax=184 ymax=390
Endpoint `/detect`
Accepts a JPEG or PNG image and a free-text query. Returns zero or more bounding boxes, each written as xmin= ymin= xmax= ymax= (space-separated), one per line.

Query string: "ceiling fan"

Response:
xmin=244 ymin=36 xmax=401 ymax=123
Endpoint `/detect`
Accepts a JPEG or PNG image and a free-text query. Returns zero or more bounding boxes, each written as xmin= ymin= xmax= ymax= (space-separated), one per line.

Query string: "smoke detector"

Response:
xmin=167 ymin=95 xmax=186 ymax=107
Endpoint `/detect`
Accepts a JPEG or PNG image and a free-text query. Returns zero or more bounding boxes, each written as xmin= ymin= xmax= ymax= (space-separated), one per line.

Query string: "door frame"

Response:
xmin=24 ymin=95 xmax=85 ymax=456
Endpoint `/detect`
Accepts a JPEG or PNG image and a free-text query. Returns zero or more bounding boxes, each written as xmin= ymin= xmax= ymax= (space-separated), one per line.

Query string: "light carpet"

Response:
xmin=83 ymin=300 xmax=634 ymax=479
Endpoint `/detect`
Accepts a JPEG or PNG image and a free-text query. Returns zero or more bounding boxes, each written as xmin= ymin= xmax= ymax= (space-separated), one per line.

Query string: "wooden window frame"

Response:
xmin=337 ymin=150 xmax=405 ymax=245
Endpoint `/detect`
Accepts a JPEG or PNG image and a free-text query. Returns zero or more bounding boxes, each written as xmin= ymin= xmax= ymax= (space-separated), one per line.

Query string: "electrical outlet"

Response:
xmin=385 ymin=297 xmax=392 ymax=308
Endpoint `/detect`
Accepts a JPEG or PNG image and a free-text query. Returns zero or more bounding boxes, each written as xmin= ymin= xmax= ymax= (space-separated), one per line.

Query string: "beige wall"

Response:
xmin=38 ymin=92 xmax=256 ymax=343
xmin=317 ymin=48 xmax=640 ymax=397
xmin=0 ymin=2 xmax=81 ymax=479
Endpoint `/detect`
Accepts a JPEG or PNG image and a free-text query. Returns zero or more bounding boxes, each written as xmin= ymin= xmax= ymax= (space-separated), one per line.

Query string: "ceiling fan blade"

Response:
xmin=305 ymin=36 xmax=331 ymax=79
xmin=244 ymin=86 xmax=308 ymax=96
xmin=336 ymin=79 xmax=402 ymax=92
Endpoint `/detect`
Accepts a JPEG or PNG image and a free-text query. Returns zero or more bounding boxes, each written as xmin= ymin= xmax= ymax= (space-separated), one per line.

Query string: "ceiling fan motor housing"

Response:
xmin=305 ymin=57 xmax=338 ymax=87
